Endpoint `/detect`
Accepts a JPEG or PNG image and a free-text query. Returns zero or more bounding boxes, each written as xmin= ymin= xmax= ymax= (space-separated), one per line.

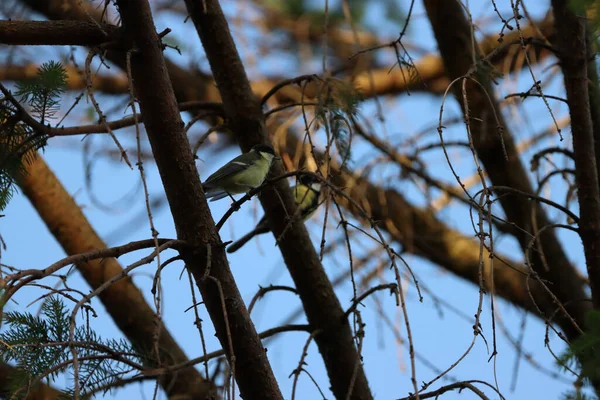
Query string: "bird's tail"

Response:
xmin=227 ymin=222 xmax=270 ymax=253
xmin=202 ymin=184 xmax=229 ymax=201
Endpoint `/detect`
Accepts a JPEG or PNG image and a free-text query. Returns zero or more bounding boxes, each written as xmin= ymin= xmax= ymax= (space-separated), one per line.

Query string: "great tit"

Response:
xmin=202 ymin=144 xmax=279 ymax=201
xmin=226 ymin=174 xmax=322 ymax=253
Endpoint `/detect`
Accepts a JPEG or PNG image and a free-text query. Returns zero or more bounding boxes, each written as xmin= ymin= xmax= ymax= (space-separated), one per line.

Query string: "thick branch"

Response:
xmin=274 ymin=134 xmax=549 ymax=316
xmin=17 ymin=154 xmax=217 ymax=398
xmin=552 ymin=0 xmax=600 ymax=308
xmin=586 ymin=30 xmax=600 ymax=200
xmin=183 ymin=1 xmax=373 ymax=399
xmin=423 ymin=0 xmax=589 ymax=342
xmin=0 ymin=20 xmax=118 ymax=46
xmin=112 ymin=0 xmax=282 ymax=399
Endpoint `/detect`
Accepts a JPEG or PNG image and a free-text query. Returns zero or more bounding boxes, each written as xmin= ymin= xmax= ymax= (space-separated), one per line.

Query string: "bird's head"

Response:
xmin=298 ymin=173 xmax=322 ymax=193
xmin=251 ymin=144 xmax=280 ymax=160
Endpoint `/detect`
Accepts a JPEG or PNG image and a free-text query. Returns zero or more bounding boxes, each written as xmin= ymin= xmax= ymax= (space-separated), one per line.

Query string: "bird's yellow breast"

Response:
xmin=294 ymin=185 xmax=319 ymax=220
xmin=230 ymin=156 xmax=271 ymax=188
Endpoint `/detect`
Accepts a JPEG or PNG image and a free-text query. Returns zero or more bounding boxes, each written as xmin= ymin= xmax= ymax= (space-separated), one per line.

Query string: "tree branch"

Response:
xmin=182 ymin=1 xmax=374 ymax=399
xmin=552 ymin=0 xmax=600 ymax=309
xmin=113 ymin=0 xmax=282 ymax=398
xmin=0 ymin=20 xmax=118 ymax=46
xmin=0 ymin=63 xmax=128 ymax=94
xmin=423 ymin=0 xmax=589 ymax=343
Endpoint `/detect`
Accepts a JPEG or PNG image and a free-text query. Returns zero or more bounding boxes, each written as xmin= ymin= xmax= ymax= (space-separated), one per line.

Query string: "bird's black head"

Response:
xmin=251 ymin=144 xmax=276 ymax=156
xmin=299 ymin=174 xmax=322 ymax=192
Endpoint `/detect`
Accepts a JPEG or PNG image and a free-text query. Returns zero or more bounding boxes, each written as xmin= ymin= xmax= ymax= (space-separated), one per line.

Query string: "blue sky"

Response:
xmin=1 ymin=1 xmax=589 ymax=399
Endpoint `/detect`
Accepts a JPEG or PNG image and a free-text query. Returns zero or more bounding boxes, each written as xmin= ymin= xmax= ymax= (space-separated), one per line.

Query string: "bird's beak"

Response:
xmin=274 ymin=155 xmax=281 ymax=161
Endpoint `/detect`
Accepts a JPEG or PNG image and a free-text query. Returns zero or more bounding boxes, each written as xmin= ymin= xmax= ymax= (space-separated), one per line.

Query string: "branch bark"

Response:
xmin=112 ymin=0 xmax=282 ymax=398
xmin=273 ymin=130 xmax=548 ymax=316
xmin=552 ymin=0 xmax=600 ymax=309
xmin=0 ymin=20 xmax=117 ymax=46
xmin=182 ymin=1 xmax=373 ymax=399
xmin=17 ymin=154 xmax=217 ymax=399
xmin=586 ymin=23 xmax=600 ymax=199
xmin=423 ymin=0 xmax=589 ymax=340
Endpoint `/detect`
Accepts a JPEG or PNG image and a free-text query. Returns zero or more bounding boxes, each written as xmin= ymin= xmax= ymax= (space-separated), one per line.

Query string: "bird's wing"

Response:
xmin=203 ymin=151 xmax=259 ymax=186
xmin=203 ymin=163 xmax=246 ymax=186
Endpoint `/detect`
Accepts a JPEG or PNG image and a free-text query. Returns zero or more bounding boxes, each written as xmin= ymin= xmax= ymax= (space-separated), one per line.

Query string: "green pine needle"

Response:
xmin=558 ymin=310 xmax=600 ymax=393
xmin=0 ymin=61 xmax=66 ymax=211
xmin=0 ymin=297 xmax=143 ymax=398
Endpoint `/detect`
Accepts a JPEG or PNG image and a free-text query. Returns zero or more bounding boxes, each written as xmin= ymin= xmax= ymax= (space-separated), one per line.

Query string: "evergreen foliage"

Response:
xmin=0 ymin=297 xmax=143 ymax=399
xmin=0 ymin=61 xmax=67 ymax=211
xmin=559 ymin=310 xmax=600 ymax=400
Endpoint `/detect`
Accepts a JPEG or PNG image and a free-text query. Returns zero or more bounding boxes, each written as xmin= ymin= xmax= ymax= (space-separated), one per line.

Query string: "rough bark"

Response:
xmin=423 ymin=0 xmax=589 ymax=340
xmin=113 ymin=0 xmax=282 ymax=398
xmin=18 ymin=154 xmax=217 ymax=399
xmin=552 ymin=0 xmax=600 ymax=309
xmin=183 ymin=1 xmax=373 ymax=399
xmin=273 ymin=130 xmax=549 ymax=315
xmin=586 ymin=27 xmax=600 ymax=197
xmin=0 ymin=20 xmax=117 ymax=46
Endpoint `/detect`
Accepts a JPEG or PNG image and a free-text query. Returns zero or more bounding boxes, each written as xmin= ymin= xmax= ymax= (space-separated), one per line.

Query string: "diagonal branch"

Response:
xmin=112 ymin=0 xmax=282 ymax=399
xmin=273 ymin=132 xmax=549 ymax=317
xmin=182 ymin=1 xmax=373 ymax=399
xmin=423 ymin=0 xmax=589 ymax=342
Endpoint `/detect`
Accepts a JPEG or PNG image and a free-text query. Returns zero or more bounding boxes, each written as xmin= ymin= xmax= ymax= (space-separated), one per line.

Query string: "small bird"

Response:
xmin=202 ymin=144 xmax=279 ymax=201
xmin=227 ymin=174 xmax=322 ymax=253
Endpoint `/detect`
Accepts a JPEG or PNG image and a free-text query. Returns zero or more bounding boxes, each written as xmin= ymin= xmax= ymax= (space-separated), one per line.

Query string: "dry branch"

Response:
xmin=274 ymin=132 xmax=549 ymax=316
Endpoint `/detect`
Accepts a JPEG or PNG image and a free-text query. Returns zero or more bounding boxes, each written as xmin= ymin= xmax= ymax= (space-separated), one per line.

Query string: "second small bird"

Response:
xmin=202 ymin=144 xmax=279 ymax=201
xmin=227 ymin=174 xmax=322 ymax=253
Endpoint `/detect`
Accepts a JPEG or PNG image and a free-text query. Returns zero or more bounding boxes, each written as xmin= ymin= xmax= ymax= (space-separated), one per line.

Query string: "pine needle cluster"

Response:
xmin=0 ymin=297 xmax=143 ymax=399
xmin=0 ymin=61 xmax=67 ymax=211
